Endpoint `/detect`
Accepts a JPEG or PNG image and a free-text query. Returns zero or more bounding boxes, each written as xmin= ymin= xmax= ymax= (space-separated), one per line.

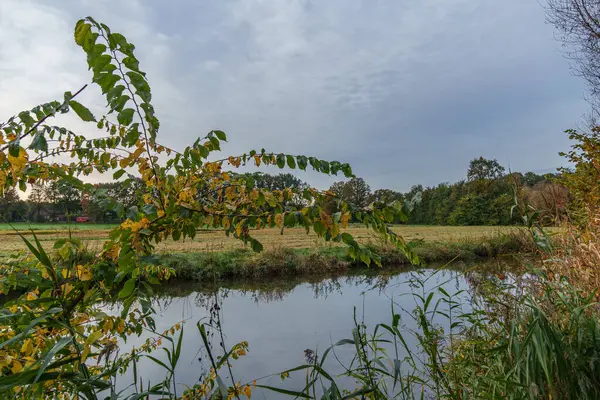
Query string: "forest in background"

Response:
xmin=0 ymin=156 xmax=567 ymax=226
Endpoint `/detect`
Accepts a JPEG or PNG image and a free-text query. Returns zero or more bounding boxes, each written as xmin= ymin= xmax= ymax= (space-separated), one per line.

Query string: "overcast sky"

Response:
xmin=0 ymin=0 xmax=589 ymax=191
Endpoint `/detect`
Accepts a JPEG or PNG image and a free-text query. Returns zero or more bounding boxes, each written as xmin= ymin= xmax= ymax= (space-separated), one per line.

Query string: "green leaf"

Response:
xmin=213 ymin=130 xmax=227 ymax=141
xmin=107 ymin=84 xmax=126 ymax=103
xmin=111 ymin=95 xmax=130 ymax=113
xmin=255 ymin=385 xmax=311 ymax=398
xmin=96 ymin=73 xmax=120 ymax=94
xmin=126 ymin=72 xmax=151 ymax=102
xmin=91 ymin=54 xmax=112 ymax=76
xmin=276 ymin=153 xmax=286 ymax=169
xmin=297 ymin=155 xmax=308 ymax=170
xmin=251 ymin=238 xmax=263 ymax=252
xmin=117 ymin=108 xmax=135 ymax=126
xmin=208 ymin=136 xmax=220 ymax=150
xmin=29 ymin=132 xmax=48 ymax=152
xmin=341 ymin=232 xmax=358 ymax=248
xmin=113 ymin=169 xmax=126 ymax=179
xmin=146 ymin=355 xmax=171 ymax=372
xmin=74 ymin=20 xmax=91 ymax=46
xmin=172 ymin=229 xmax=181 ymax=241
xmin=284 ymin=212 xmax=296 ymax=227
xmin=69 ymin=100 xmax=96 ymax=122
xmin=341 ymin=163 xmax=353 ymax=178
xmin=18 ymin=111 xmax=35 ymax=127
xmin=286 ymin=155 xmax=296 ymax=169
xmin=122 ymin=56 xmax=140 ymax=72
xmin=108 ymin=32 xmax=127 ymax=50
xmin=8 ymin=141 xmax=21 ymax=157
xmin=53 ymin=239 xmax=67 ymax=249
xmin=118 ymin=278 xmax=136 ymax=299
xmin=198 ymin=145 xmax=209 ymax=158
xmin=142 ymin=204 xmax=156 ymax=215
xmin=359 ymin=250 xmax=371 ymax=266
xmin=314 ymin=221 xmax=326 ymax=235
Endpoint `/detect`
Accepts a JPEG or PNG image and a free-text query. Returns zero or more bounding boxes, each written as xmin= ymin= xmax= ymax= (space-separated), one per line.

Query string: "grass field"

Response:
xmin=0 ymin=223 xmax=538 ymax=255
xmin=0 ymin=223 xmax=118 ymax=231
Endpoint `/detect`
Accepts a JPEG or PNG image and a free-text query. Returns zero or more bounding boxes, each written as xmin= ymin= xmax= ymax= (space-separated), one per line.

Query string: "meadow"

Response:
xmin=0 ymin=223 xmax=532 ymax=255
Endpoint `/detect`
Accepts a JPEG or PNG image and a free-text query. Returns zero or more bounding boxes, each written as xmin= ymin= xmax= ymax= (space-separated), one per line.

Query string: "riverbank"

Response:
xmin=158 ymin=231 xmax=535 ymax=281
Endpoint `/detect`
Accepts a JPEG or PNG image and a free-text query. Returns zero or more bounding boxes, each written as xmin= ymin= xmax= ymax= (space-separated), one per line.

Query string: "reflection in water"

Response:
xmin=103 ymin=259 xmax=520 ymax=398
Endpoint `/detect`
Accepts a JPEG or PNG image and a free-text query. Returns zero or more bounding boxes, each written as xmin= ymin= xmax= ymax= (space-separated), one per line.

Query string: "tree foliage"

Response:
xmin=559 ymin=127 xmax=600 ymax=223
xmin=406 ymin=158 xmax=564 ymax=226
xmin=0 ymin=187 xmax=26 ymax=222
xmin=329 ymin=177 xmax=372 ymax=209
xmin=0 ymin=17 xmax=419 ymax=398
xmin=467 ymin=157 xmax=506 ymax=182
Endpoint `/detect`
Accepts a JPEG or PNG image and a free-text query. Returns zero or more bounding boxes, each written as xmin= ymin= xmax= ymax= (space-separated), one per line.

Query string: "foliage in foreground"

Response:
xmin=0 ymin=16 xmax=419 ymax=399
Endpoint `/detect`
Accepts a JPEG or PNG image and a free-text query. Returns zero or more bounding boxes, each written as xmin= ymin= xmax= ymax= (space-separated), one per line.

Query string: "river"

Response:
xmin=102 ymin=259 xmax=512 ymax=398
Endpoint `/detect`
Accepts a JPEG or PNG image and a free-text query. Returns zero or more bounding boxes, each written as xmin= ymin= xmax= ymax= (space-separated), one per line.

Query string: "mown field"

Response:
xmin=0 ymin=223 xmax=537 ymax=255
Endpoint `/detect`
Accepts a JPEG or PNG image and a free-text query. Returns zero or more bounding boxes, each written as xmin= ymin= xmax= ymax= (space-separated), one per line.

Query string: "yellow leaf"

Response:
xmin=253 ymin=154 xmax=261 ymax=166
xmin=81 ymin=344 xmax=90 ymax=363
xmin=76 ymin=264 xmax=93 ymax=281
xmin=331 ymin=224 xmax=340 ymax=238
xmin=11 ymin=360 xmax=23 ymax=374
xmin=103 ymin=318 xmax=114 ymax=333
xmin=26 ymin=292 xmax=37 ymax=301
xmin=341 ymin=212 xmax=350 ymax=229
xmin=274 ymin=213 xmax=284 ymax=228
xmin=7 ymin=148 xmax=28 ymax=171
xmin=116 ymin=319 xmax=125 ymax=334
xmin=20 ymin=339 xmax=34 ymax=357
xmin=86 ymin=330 xmax=103 ymax=345
xmin=319 ymin=210 xmax=328 ymax=221
xmin=62 ymin=283 xmax=73 ymax=295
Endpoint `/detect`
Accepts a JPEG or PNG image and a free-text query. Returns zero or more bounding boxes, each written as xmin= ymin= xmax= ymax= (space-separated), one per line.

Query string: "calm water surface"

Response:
xmin=104 ymin=261 xmax=508 ymax=397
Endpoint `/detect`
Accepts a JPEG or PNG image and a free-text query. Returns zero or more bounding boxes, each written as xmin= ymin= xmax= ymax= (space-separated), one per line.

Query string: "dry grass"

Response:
xmin=547 ymin=216 xmax=600 ymax=296
xmin=0 ymin=224 xmax=540 ymax=255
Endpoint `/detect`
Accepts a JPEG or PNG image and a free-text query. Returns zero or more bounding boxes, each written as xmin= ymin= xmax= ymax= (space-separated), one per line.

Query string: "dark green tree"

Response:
xmin=329 ymin=177 xmax=372 ymax=208
xmin=467 ymin=157 xmax=506 ymax=182
xmin=27 ymin=184 xmax=47 ymax=222
xmin=0 ymin=188 xmax=26 ymax=222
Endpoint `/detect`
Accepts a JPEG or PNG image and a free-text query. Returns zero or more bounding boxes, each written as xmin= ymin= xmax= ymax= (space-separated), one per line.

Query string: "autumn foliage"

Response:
xmin=0 ymin=17 xmax=418 ymax=398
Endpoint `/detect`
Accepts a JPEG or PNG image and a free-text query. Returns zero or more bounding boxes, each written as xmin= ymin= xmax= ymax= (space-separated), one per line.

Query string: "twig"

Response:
xmin=0 ymin=85 xmax=88 ymax=152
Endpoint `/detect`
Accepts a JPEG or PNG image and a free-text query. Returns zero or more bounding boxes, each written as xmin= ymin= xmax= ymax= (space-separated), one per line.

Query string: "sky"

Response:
xmin=0 ymin=0 xmax=589 ymax=192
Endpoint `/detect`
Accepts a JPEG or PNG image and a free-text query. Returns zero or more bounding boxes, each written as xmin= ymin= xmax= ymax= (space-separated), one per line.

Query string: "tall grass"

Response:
xmin=210 ymin=267 xmax=597 ymax=399
xmin=157 ymin=233 xmax=536 ymax=283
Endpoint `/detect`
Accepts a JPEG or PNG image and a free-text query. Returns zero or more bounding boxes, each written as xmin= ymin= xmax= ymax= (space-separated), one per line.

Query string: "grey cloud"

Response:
xmin=0 ymin=0 xmax=588 ymax=191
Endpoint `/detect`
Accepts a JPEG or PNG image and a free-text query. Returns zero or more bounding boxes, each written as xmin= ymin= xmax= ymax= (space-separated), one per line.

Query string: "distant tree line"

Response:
xmin=0 ymin=158 xmax=568 ymax=226
xmin=0 ymin=178 xmax=145 ymax=223
xmin=328 ymin=157 xmax=568 ymax=226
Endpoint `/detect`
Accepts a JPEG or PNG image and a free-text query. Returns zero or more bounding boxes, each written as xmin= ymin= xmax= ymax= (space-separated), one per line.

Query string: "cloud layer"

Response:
xmin=0 ymin=0 xmax=588 ymax=190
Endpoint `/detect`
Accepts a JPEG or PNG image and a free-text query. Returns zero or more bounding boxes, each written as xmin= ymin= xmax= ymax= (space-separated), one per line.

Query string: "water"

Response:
xmin=102 ymin=261 xmax=507 ymax=398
